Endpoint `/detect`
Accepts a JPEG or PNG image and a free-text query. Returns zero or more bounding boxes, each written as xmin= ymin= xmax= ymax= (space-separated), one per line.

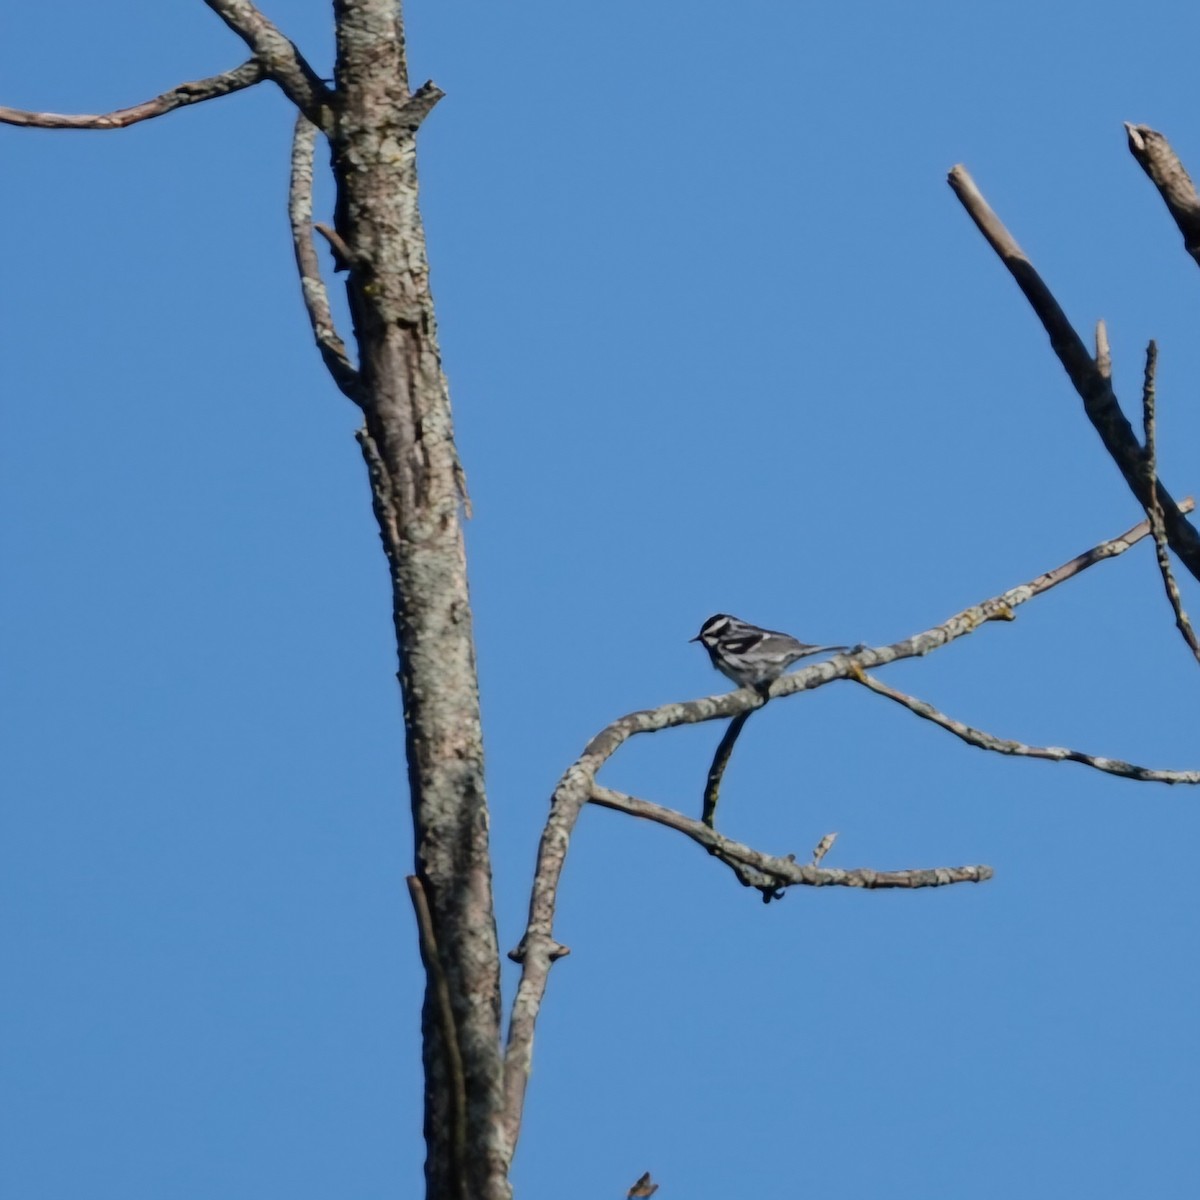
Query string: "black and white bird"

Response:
xmin=691 ymin=613 xmax=848 ymax=689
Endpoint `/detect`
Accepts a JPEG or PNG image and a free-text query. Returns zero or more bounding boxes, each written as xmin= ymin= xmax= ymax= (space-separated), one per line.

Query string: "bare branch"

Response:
xmin=1142 ymin=337 xmax=1158 ymax=418
xmin=846 ymin=498 xmax=1198 ymax=689
xmin=702 ymin=706 xmax=759 ymax=828
xmin=500 ymin=503 xmax=1191 ymax=1154
xmin=853 ymin=672 xmax=1200 ymax=785
xmin=592 ymin=787 xmax=995 ymax=895
xmin=288 ymin=114 xmax=363 ymax=405
xmin=406 ymin=876 xmax=467 ymax=1200
xmin=1125 ymin=123 xmax=1200 ymax=268
xmin=1094 ymin=319 xmax=1111 ymax=380
xmin=397 ymin=80 xmax=446 ymax=130
xmin=628 ymin=1172 xmax=660 ymax=1199
xmin=947 ymin=163 xmax=1200 ymax=583
xmin=812 ymin=831 xmax=838 ymax=865
xmin=203 ymin=0 xmax=332 ymax=127
xmin=0 ymin=59 xmax=265 ymax=130
xmin=314 ymin=224 xmax=354 ymax=272
xmin=1140 ymin=343 xmax=1200 ymax=662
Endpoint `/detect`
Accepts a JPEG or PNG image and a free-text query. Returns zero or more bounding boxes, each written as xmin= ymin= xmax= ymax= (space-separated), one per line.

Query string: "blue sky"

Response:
xmin=4 ymin=2 xmax=1200 ymax=1196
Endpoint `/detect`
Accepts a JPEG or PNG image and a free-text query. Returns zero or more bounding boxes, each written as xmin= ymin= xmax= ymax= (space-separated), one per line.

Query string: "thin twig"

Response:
xmin=812 ymin=831 xmax=838 ymax=866
xmin=0 ymin=59 xmax=265 ymax=129
xmin=853 ymin=671 xmax=1200 ymax=784
xmin=314 ymin=224 xmax=355 ymax=273
xmin=203 ymin=0 xmax=332 ymax=127
xmin=1125 ymin=123 xmax=1200 ymax=268
xmin=947 ymin=163 xmax=1200 ymax=583
xmin=499 ymin=503 xmax=1191 ymax=1153
xmin=702 ymin=707 xmax=758 ymax=828
xmin=406 ymin=877 xmax=467 ymax=1200
xmin=1141 ymin=343 xmax=1200 ymax=662
xmin=592 ymin=787 xmax=994 ymax=894
xmin=1142 ymin=338 xmax=1157 ymax=419
xmin=287 ymin=114 xmax=363 ymax=405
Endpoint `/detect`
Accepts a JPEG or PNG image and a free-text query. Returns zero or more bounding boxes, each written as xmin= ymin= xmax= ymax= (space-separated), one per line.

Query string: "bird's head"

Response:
xmin=691 ymin=614 xmax=733 ymax=645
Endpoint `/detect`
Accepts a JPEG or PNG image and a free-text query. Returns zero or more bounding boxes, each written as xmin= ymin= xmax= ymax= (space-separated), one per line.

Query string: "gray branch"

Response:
xmin=398 ymin=80 xmax=446 ymax=131
xmin=287 ymin=114 xmax=363 ymax=404
xmin=853 ymin=671 xmax=1200 ymax=785
xmin=702 ymin=706 xmax=758 ymax=828
xmin=592 ymin=787 xmax=994 ymax=896
xmin=500 ymin=502 xmax=1188 ymax=1161
xmin=1139 ymin=342 xmax=1200 ymax=662
xmin=1125 ymin=123 xmax=1200 ymax=268
xmin=947 ymin=163 xmax=1200 ymax=584
xmin=0 ymin=58 xmax=265 ymax=129
xmin=203 ymin=0 xmax=333 ymax=127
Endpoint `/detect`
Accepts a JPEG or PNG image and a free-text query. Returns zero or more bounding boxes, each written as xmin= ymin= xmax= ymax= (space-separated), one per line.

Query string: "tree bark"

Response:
xmin=331 ymin=4 xmax=506 ymax=1197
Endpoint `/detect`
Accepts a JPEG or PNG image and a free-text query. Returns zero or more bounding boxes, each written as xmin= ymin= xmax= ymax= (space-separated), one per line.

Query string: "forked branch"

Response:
xmin=1140 ymin=343 xmax=1200 ymax=662
xmin=593 ymin=787 xmax=993 ymax=897
xmin=947 ymin=164 xmax=1200 ymax=583
xmin=500 ymin=502 xmax=1189 ymax=1158
xmin=203 ymin=0 xmax=332 ymax=127
xmin=2 ymin=2 xmax=332 ymax=130
xmin=0 ymin=59 xmax=265 ymax=129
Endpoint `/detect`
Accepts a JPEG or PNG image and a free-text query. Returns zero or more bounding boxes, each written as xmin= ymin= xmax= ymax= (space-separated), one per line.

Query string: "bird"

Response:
xmin=690 ymin=613 xmax=848 ymax=689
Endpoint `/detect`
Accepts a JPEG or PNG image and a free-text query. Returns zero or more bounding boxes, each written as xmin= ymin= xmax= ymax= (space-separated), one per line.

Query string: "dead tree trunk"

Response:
xmin=327 ymin=6 xmax=506 ymax=1198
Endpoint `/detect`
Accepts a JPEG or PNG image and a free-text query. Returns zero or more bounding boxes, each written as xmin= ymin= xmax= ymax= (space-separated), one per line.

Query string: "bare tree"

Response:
xmin=7 ymin=5 xmax=1200 ymax=1198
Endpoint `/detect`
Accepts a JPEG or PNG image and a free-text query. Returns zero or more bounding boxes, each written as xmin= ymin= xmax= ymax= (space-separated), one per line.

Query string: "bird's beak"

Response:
xmin=688 ymin=635 xmax=700 ymax=642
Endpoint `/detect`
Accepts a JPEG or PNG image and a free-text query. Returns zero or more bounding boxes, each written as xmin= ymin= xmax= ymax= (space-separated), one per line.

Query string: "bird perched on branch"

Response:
xmin=691 ymin=613 xmax=848 ymax=689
